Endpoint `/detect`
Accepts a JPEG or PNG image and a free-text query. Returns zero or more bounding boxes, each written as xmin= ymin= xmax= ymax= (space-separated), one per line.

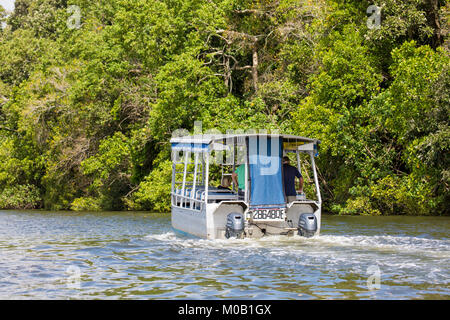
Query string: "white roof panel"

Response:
xmin=170 ymin=133 xmax=319 ymax=145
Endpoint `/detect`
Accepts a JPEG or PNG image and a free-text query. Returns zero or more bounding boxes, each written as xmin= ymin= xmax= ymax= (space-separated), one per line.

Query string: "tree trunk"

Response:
xmin=426 ymin=0 xmax=443 ymax=49
xmin=252 ymin=45 xmax=258 ymax=92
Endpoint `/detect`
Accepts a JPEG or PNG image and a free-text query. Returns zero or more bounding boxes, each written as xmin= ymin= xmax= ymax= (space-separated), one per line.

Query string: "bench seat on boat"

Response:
xmin=175 ymin=187 xmax=240 ymax=202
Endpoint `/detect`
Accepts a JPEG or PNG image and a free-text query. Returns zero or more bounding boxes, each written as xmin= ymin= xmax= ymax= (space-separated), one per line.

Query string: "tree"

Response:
xmin=369 ymin=41 xmax=450 ymax=215
xmin=0 ymin=0 xmax=448 ymax=215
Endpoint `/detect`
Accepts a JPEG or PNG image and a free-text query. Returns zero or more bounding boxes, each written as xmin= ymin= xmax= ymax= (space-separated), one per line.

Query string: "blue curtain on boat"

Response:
xmin=249 ymin=136 xmax=285 ymax=207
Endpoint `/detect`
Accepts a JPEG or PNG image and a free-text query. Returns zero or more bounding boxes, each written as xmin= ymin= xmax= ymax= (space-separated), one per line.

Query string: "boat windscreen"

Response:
xmin=249 ymin=136 xmax=285 ymax=207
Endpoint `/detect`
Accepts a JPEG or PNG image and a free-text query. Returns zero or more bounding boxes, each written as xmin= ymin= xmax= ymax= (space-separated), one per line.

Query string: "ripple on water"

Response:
xmin=0 ymin=211 xmax=449 ymax=299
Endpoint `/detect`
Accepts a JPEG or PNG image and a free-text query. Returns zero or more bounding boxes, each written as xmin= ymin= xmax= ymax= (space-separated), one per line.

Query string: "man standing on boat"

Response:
xmin=282 ymin=156 xmax=304 ymax=203
xmin=231 ymin=164 xmax=245 ymax=197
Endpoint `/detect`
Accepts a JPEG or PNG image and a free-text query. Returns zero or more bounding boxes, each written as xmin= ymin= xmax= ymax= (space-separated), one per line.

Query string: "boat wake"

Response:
xmin=143 ymin=231 xmax=450 ymax=287
xmin=144 ymin=231 xmax=450 ymax=258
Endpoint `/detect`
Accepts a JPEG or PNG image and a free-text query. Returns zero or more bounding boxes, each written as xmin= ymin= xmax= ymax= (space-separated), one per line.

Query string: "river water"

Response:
xmin=0 ymin=210 xmax=448 ymax=300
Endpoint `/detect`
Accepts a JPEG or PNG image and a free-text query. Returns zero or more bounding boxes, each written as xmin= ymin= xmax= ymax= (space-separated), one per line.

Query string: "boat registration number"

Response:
xmin=250 ymin=208 xmax=285 ymax=220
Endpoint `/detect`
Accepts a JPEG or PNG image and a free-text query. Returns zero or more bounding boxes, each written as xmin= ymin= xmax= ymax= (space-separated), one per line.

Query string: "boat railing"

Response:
xmin=172 ymin=187 xmax=241 ymax=211
xmin=172 ymin=188 xmax=204 ymax=211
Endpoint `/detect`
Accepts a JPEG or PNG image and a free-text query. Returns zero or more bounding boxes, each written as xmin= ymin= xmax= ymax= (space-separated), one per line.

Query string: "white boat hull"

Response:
xmin=171 ymin=201 xmax=321 ymax=240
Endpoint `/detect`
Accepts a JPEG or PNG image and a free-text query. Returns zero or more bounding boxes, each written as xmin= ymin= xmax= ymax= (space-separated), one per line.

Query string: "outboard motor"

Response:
xmin=225 ymin=213 xmax=245 ymax=239
xmin=298 ymin=213 xmax=317 ymax=238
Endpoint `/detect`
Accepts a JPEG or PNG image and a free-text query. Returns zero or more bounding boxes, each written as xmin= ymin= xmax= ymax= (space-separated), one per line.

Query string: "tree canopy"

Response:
xmin=0 ymin=0 xmax=448 ymax=215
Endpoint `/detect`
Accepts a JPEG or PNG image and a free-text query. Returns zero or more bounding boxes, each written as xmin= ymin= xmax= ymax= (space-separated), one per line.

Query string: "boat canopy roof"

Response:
xmin=171 ymin=133 xmax=320 ymax=152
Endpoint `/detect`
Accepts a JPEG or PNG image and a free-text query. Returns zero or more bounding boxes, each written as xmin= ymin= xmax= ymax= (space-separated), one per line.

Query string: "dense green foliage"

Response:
xmin=0 ymin=0 xmax=448 ymax=215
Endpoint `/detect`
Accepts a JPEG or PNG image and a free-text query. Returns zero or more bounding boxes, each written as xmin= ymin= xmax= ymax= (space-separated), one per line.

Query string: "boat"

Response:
xmin=170 ymin=133 xmax=322 ymax=239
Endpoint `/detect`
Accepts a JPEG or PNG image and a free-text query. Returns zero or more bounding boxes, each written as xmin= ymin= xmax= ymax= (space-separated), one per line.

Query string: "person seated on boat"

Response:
xmin=231 ymin=164 xmax=245 ymax=196
xmin=282 ymin=156 xmax=304 ymax=203
xmin=218 ymin=176 xmax=232 ymax=191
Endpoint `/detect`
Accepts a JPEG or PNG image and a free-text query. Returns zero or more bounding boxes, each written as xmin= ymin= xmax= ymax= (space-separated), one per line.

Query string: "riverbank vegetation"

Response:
xmin=0 ymin=0 xmax=448 ymax=215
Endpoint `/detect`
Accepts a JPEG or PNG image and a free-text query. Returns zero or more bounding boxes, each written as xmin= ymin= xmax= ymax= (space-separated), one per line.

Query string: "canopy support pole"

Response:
xmin=204 ymin=152 xmax=209 ymax=204
xmin=309 ymin=152 xmax=322 ymax=204
xmin=181 ymin=151 xmax=189 ymax=207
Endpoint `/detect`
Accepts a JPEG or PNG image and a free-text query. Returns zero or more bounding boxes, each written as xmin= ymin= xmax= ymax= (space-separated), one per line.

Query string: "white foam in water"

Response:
xmin=313 ymin=234 xmax=450 ymax=258
xmin=144 ymin=232 xmax=178 ymax=242
xmin=143 ymin=231 xmax=450 ymax=270
xmin=144 ymin=231 xmax=284 ymax=251
xmin=144 ymin=232 xmax=450 ymax=278
xmin=145 ymin=232 xmax=449 ymax=255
